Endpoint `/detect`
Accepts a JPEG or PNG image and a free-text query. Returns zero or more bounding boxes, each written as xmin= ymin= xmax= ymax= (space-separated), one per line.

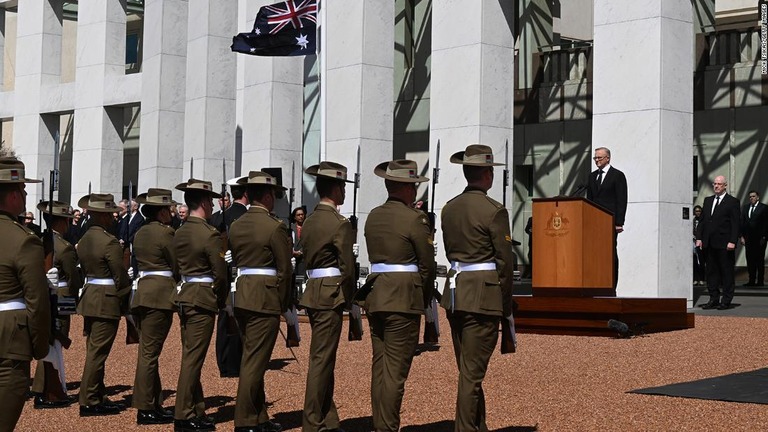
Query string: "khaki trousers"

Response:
xmin=0 ymin=358 xmax=30 ymax=432
xmin=234 ymin=310 xmax=279 ymax=427
xmin=447 ymin=312 xmax=499 ymax=432
xmin=132 ymin=308 xmax=173 ymax=410
xmin=369 ymin=312 xmax=420 ymax=432
xmin=175 ymin=306 xmax=215 ymax=420
xmin=79 ymin=318 xmax=119 ymax=406
xmin=302 ymin=307 xmax=343 ymax=432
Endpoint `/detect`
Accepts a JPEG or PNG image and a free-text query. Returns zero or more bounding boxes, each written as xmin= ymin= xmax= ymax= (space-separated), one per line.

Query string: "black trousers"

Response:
xmin=744 ymin=237 xmax=767 ymax=285
xmin=706 ymin=248 xmax=736 ymax=305
xmin=215 ymin=310 xmax=242 ymax=377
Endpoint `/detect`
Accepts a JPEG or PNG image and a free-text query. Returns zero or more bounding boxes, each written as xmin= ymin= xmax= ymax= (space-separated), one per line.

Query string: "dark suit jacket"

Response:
xmin=587 ymin=165 xmax=628 ymax=226
xmin=126 ymin=211 xmax=145 ymax=244
xmin=740 ymin=202 xmax=768 ymax=241
xmin=118 ymin=214 xmax=129 ymax=243
xmin=697 ymin=193 xmax=741 ymax=249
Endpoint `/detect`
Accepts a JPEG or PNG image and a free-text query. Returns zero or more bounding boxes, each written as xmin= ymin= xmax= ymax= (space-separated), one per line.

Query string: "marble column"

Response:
xmin=12 ymin=0 xmax=62 ymax=205
xmin=183 ymin=0 xmax=237 ymax=186
xmin=0 ymin=10 xmax=5 ymax=90
xmin=429 ymin=1 xmax=515 ymax=266
xmin=236 ymin=0 xmax=304 ymax=217
xmin=72 ymin=0 xmax=128 ymax=200
xmin=592 ymin=1 xmax=693 ymax=301
xmin=138 ymin=0 xmax=188 ymax=193
xmin=324 ymin=0 xmax=395 ymax=267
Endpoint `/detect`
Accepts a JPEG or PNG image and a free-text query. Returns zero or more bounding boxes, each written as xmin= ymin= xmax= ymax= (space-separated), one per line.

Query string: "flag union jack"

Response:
xmin=262 ymin=0 xmax=317 ymax=34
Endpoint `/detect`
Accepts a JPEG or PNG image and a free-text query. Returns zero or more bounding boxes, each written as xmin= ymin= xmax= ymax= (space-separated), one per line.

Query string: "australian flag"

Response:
xmin=231 ymin=0 xmax=317 ymax=57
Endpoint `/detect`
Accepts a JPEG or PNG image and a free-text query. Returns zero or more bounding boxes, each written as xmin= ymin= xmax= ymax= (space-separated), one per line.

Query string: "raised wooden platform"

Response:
xmin=513 ymin=295 xmax=695 ymax=337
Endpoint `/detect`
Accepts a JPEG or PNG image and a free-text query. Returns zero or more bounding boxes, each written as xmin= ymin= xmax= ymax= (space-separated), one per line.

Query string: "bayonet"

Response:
xmin=503 ymin=139 xmax=509 ymax=207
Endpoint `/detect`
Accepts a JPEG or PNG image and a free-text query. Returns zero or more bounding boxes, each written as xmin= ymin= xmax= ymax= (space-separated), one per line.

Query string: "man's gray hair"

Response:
xmin=595 ymin=147 xmax=611 ymax=157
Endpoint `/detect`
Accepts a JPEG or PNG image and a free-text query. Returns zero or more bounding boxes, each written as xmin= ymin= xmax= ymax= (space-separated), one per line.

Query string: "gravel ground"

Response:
xmin=16 ymin=313 xmax=768 ymax=432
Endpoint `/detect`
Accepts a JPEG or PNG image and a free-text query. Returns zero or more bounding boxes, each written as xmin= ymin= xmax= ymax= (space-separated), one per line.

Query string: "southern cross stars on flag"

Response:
xmin=231 ymin=0 xmax=318 ymax=57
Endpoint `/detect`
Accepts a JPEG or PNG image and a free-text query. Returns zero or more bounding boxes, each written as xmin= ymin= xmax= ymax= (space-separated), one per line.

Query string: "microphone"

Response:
xmin=607 ymin=319 xmax=632 ymax=338
xmin=570 ymin=184 xmax=587 ymax=197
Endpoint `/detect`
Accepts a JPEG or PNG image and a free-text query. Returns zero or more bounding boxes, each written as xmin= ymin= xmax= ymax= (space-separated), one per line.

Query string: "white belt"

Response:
xmin=237 ymin=267 xmax=277 ymax=277
xmin=140 ymin=270 xmax=174 ymax=278
xmin=57 ymin=281 xmax=69 ymax=288
xmin=450 ymin=262 xmax=497 ymax=273
xmin=181 ymin=275 xmax=214 ymax=283
xmin=0 ymin=298 xmax=26 ymax=312
xmin=85 ymin=277 xmax=116 ymax=285
xmin=307 ymin=267 xmax=341 ymax=278
xmin=371 ymin=263 xmax=418 ymax=273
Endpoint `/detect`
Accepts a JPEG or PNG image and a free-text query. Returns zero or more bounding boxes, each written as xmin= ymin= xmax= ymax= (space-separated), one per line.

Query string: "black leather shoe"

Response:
xmin=174 ymin=417 xmax=216 ymax=432
xmin=234 ymin=427 xmax=263 ymax=432
xmin=103 ymin=400 xmax=127 ymax=411
xmin=700 ymin=301 xmax=719 ymax=310
xmin=717 ymin=303 xmax=733 ymax=310
xmin=138 ymin=409 xmax=174 ymax=425
xmin=34 ymin=395 xmax=74 ymax=409
xmin=258 ymin=420 xmax=283 ymax=432
xmin=79 ymin=403 xmax=122 ymax=416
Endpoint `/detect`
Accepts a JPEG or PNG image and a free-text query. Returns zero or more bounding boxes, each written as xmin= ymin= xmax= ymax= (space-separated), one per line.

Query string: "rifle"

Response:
xmin=423 ymin=140 xmax=441 ymax=344
xmin=285 ymin=161 xmax=301 ymax=347
xmin=500 ymin=139 xmax=516 ymax=354
xmin=41 ymin=131 xmax=70 ymax=402
xmin=124 ymin=180 xmax=139 ymax=345
xmin=347 ymin=146 xmax=364 ymax=341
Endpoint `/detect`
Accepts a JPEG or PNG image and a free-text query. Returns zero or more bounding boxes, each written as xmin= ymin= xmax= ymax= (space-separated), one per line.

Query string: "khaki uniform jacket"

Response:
xmin=54 ymin=231 xmax=83 ymax=298
xmin=229 ymin=206 xmax=293 ymax=315
xmin=77 ymin=225 xmax=132 ymax=320
xmin=363 ymin=199 xmax=436 ymax=314
xmin=173 ymin=216 xmax=228 ymax=313
xmin=298 ymin=202 xmax=355 ymax=310
xmin=0 ymin=213 xmax=50 ymax=361
xmin=440 ymin=189 xmax=514 ymax=317
xmin=132 ymin=221 xmax=178 ymax=311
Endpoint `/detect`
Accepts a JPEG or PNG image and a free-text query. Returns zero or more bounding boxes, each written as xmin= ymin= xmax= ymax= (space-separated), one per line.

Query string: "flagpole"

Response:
xmin=319 ymin=0 xmax=327 ymax=162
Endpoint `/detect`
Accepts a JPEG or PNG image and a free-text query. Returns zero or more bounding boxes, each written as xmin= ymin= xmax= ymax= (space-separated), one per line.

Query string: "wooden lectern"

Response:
xmin=512 ymin=196 xmax=695 ymax=336
xmin=531 ymin=197 xmax=614 ymax=297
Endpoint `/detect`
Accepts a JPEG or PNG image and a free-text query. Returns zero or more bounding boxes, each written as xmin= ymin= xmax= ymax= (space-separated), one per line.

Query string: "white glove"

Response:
xmin=127 ymin=267 xmax=135 ymax=279
xmin=224 ymin=249 xmax=233 ymax=264
xmin=352 ymin=243 xmax=359 ymax=258
xmin=434 ymin=244 xmax=438 ymax=257
xmin=46 ymin=268 xmax=59 ymax=291
xmin=291 ymin=257 xmax=297 ymax=271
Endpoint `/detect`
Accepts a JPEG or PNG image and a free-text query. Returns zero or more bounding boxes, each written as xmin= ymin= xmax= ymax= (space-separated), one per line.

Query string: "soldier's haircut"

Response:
xmin=384 ymin=179 xmax=410 ymax=194
xmin=316 ymin=177 xmax=342 ymax=198
xmin=184 ymin=190 xmax=208 ymax=211
xmin=142 ymin=204 xmax=162 ymax=221
xmin=463 ymin=165 xmax=490 ymax=183
xmin=0 ymin=183 xmax=21 ymax=204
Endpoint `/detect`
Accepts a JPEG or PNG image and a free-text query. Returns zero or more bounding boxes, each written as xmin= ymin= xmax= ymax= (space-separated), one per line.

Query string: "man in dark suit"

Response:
xmin=216 ymin=182 xmax=248 ymax=378
xmin=740 ymin=190 xmax=768 ymax=287
xmin=586 ymin=147 xmax=627 ymax=289
xmin=696 ymin=175 xmax=741 ymax=309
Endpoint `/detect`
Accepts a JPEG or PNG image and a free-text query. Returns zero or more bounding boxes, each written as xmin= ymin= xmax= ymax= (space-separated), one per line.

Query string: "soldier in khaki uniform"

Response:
xmin=0 ymin=158 xmax=50 ymax=432
xmin=362 ymin=160 xmax=436 ymax=432
xmin=131 ymin=188 xmax=179 ymax=425
xmin=32 ymin=200 xmax=83 ymax=409
xmin=173 ymin=179 xmax=227 ymax=432
xmin=229 ymin=171 xmax=292 ymax=432
xmin=441 ymin=145 xmax=515 ymax=432
xmin=299 ymin=161 xmax=356 ymax=432
xmin=76 ymin=193 xmax=132 ymax=416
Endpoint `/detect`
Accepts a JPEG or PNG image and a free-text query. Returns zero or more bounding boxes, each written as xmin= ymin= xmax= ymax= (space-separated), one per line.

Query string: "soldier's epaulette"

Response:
xmin=55 ymin=232 xmax=73 ymax=248
xmin=484 ymin=195 xmax=504 ymax=209
xmin=9 ymin=219 xmax=37 ymax=236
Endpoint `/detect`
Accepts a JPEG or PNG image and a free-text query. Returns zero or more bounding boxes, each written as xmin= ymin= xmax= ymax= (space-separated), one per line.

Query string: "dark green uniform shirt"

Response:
xmin=364 ymin=199 xmax=436 ymax=314
xmin=440 ymin=189 xmax=514 ymax=317
xmin=132 ymin=221 xmax=178 ymax=311
xmin=0 ymin=213 xmax=50 ymax=360
xmin=77 ymin=225 xmax=132 ymax=320
xmin=229 ymin=205 xmax=293 ymax=315
xmin=298 ymin=202 xmax=355 ymax=310
xmin=173 ymin=216 xmax=228 ymax=312
xmin=53 ymin=231 xmax=83 ymax=298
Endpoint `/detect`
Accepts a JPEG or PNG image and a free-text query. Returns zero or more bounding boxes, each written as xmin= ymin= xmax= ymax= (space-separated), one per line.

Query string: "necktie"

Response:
xmin=750 ymin=205 xmax=755 ymax=219
xmin=597 ymin=169 xmax=604 ymax=186
xmin=712 ymin=195 xmax=720 ymax=215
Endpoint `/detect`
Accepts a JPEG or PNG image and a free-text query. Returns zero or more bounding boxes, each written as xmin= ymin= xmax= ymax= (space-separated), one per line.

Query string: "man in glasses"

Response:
xmin=695 ymin=176 xmax=740 ymax=309
xmin=587 ymin=147 xmax=627 ymax=289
